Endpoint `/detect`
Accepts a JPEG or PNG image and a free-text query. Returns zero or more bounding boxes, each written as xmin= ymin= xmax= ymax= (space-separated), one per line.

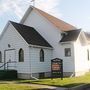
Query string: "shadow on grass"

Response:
xmin=30 ymin=83 xmax=85 ymax=88
xmin=16 ymin=80 xmax=86 ymax=88
xmin=30 ymin=87 xmax=57 ymax=90
xmin=82 ymin=84 xmax=90 ymax=90
xmin=0 ymin=78 xmax=88 ymax=88
xmin=0 ymin=78 xmax=20 ymax=81
xmin=61 ymin=83 xmax=84 ymax=88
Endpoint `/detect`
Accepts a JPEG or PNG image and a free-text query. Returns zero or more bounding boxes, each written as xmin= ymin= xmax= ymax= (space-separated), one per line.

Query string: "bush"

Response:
xmin=0 ymin=70 xmax=17 ymax=80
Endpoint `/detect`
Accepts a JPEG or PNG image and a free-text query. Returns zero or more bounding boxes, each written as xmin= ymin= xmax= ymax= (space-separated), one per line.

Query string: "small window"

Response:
xmin=65 ymin=48 xmax=71 ymax=57
xmin=40 ymin=49 xmax=44 ymax=62
xmin=87 ymin=49 xmax=89 ymax=60
xmin=19 ymin=49 xmax=24 ymax=62
xmin=0 ymin=51 xmax=2 ymax=63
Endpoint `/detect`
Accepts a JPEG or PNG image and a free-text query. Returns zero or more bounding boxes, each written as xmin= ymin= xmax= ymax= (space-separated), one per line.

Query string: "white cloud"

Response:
xmin=0 ymin=0 xmax=62 ymax=19
xmin=0 ymin=0 xmax=25 ymax=18
xmin=35 ymin=0 xmax=62 ymax=18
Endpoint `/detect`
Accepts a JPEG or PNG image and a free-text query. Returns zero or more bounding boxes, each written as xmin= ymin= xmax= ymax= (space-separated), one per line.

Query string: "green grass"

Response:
xmin=0 ymin=84 xmax=31 ymax=90
xmin=0 ymin=83 xmax=43 ymax=90
xmin=0 ymin=80 xmax=52 ymax=90
xmin=17 ymin=73 xmax=90 ymax=88
xmin=0 ymin=73 xmax=90 ymax=89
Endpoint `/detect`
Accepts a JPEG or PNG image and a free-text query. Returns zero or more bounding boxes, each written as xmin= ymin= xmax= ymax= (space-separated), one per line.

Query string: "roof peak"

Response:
xmin=33 ymin=7 xmax=77 ymax=31
xmin=20 ymin=6 xmax=77 ymax=31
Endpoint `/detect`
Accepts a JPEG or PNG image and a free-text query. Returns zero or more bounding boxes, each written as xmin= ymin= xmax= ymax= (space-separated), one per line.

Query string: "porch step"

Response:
xmin=0 ymin=70 xmax=17 ymax=80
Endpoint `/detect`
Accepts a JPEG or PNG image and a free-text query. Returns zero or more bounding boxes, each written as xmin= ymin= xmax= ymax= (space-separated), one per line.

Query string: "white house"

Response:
xmin=0 ymin=6 xmax=90 ymax=79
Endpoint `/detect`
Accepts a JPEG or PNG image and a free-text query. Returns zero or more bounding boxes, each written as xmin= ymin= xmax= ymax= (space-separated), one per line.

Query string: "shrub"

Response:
xmin=0 ymin=70 xmax=17 ymax=80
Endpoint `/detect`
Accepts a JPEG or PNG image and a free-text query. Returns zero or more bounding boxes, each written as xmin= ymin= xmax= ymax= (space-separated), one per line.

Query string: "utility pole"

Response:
xmin=31 ymin=0 xmax=35 ymax=7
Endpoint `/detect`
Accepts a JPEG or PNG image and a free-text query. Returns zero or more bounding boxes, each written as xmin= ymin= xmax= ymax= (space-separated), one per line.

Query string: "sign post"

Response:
xmin=51 ymin=58 xmax=63 ymax=80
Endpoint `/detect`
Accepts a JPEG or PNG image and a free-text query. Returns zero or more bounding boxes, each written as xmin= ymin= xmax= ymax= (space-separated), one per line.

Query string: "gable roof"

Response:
xmin=20 ymin=6 xmax=77 ymax=31
xmin=60 ymin=29 xmax=81 ymax=42
xmin=10 ymin=21 xmax=52 ymax=48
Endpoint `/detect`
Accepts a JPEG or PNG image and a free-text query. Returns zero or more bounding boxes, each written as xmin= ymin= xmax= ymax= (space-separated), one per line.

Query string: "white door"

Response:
xmin=5 ymin=50 xmax=16 ymax=70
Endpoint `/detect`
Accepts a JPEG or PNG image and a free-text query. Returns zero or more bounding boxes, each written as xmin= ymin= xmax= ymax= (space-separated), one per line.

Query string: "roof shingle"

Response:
xmin=10 ymin=21 xmax=52 ymax=47
xmin=34 ymin=7 xmax=77 ymax=31
xmin=60 ymin=29 xmax=81 ymax=42
xmin=21 ymin=6 xmax=77 ymax=31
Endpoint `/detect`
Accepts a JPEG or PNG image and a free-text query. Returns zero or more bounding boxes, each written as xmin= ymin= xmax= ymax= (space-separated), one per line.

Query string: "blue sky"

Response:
xmin=0 ymin=0 xmax=90 ymax=34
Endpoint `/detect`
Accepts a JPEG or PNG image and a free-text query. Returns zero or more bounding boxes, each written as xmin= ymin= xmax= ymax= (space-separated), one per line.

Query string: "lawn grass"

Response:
xmin=0 ymin=84 xmax=31 ymax=90
xmin=0 ymin=83 xmax=42 ymax=90
xmin=0 ymin=73 xmax=90 ymax=89
xmin=17 ymin=73 xmax=90 ymax=88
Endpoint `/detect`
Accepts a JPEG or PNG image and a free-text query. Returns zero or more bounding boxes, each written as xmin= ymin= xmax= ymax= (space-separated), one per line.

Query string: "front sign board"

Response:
xmin=51 ymin=58 xmax=63 ymax=80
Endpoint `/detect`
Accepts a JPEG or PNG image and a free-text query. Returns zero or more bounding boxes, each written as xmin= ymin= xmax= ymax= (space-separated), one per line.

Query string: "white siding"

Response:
xmin=0 ymin=24 xmax=30 ymax=73
xmin=29 ymin=47 xmax=53 ymax=73
xmin=74 ymin=34 xmax=90 ymax=75
xmin=61 ymin=43 xmax=75 ymax=72
xmin=23 ymin=10 xmax=62 ymax=58
xmin=87 ymin=45 xmax=90 ymax=69
xmin=0 ymin=23 xmax=53 ymax=75
xmin=22 ymin=10 xmax=75 ymax=73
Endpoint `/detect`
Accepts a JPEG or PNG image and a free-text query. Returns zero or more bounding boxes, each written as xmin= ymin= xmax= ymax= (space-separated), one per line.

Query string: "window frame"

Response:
xmin=40 ymin=49 xmax=44 ymax=62
xmin=18 ymin=48 xmax=24 ymax=62
xmin=65 ymin=48 xmax=71 ymax=57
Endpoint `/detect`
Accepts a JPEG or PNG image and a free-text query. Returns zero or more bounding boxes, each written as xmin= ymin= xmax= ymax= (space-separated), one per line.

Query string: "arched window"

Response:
xmin=40 ymin=49 xmax=44 ymax=62
xmin=19 ymin=49 xmax=24 ymax=62
xmin=0 ymin=51 xmax=2 ymax=63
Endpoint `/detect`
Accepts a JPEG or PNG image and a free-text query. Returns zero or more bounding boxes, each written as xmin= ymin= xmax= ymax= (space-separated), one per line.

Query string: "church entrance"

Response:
xmin=4 ymin=49 xmax=16 ymax=70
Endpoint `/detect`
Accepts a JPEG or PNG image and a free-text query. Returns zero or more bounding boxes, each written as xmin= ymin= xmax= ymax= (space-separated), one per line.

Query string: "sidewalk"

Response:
xmin=30 ymin=83 xmax=89 ymax=90
xmin=30 ymin=84 xmax=67 ymax=90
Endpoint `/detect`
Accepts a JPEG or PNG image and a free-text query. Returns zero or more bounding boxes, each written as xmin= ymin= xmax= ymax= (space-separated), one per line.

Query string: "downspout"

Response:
xmin=29 ymin=46 xmax=38 ymax=80
xmin=70 ymin=42 xmax=75 ymax=77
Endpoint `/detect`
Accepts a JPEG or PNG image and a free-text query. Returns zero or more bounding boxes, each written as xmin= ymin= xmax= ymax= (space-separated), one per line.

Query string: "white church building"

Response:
xmin=0 ymin=6 xmax=90 ymax=79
